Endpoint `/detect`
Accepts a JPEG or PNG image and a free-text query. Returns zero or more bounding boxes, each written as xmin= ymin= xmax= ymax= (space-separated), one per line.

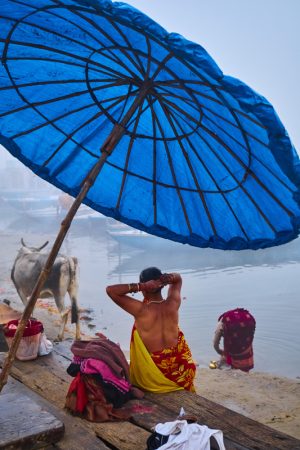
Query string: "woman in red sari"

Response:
xmin=213 ymin=308 xmax=256 ymax=372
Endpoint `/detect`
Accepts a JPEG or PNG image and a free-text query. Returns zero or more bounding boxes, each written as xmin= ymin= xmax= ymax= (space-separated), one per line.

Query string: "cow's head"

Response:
xmin=20 ymin=238 xmax=49 ymax=253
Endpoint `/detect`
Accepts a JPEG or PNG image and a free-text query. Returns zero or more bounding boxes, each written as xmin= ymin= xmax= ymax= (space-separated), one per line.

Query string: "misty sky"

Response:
xmin=1 ymin=0 xmax=299 ymax=168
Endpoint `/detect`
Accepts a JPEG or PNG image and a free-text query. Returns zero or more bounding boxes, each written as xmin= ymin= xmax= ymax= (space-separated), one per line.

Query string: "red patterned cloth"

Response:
xmin=150 ymin=330 xmax=196 ymax=392
xmin=219 ymin=308 xmax=256 ymax=372
xmin=65 ymin=373 xmax=133 ymax=422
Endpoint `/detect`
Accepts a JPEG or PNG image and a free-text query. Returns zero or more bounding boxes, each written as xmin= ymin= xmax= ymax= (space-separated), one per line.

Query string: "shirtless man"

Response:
xmin=106 ymin=267 xmax=196 ymax=393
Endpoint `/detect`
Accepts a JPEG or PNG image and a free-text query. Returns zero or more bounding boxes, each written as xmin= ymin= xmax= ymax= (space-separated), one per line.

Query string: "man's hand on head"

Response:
xmin=140 ymin=279 xmax=163 ymax=292
xmin=160 ymin=273 xmax=176 ymax=285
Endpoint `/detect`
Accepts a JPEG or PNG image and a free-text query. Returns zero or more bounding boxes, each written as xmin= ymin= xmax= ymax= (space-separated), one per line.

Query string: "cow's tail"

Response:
xmin=71 ymin=302 xmax=78 ymax=324
xmin=68 ymin=257 xmax=79 ymax=324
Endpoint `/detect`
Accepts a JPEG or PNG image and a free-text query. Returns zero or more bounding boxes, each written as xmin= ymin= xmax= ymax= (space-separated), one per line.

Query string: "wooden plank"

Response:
xmin=2 ymin=377 xmax=109 ymax=450
xmin=130 ymin=394 xmax=248 ymax=450
xmin=93 ymin=421 xmax=150 ymax=450
xmin=141 ymin=391 xmax=300 ymax=450
xmin=0 ymin=352 xmax=150 ymax=450
xmin=0 ymin=391 xmax=64 ymax=449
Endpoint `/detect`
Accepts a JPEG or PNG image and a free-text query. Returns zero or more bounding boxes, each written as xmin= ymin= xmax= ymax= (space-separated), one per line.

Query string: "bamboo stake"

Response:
xmin=0 ymin=81 xmax=152 ymax=392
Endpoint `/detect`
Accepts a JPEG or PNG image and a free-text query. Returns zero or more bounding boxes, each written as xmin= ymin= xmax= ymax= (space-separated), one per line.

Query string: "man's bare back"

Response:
xmin=134 ymin=297 xmax=179 ymax=352
xmin=106 ymin=271 xmax=182 ymax=352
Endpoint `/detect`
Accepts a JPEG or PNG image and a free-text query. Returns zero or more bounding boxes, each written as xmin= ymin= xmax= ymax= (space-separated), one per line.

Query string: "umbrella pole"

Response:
xmin=0 ymin=156 xmax=107 ymax=392
xmin=0 ymin=82 xmax=151 ymax=392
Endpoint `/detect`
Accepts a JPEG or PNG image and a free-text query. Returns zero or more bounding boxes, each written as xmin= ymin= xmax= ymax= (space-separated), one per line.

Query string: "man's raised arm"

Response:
xmin=106 ymin=279 xmax=163 ymax=316
xmin=106 ymin=283 xmax=142 ymax=317
xmin=160 ymin=273 xmax=182 ymax=306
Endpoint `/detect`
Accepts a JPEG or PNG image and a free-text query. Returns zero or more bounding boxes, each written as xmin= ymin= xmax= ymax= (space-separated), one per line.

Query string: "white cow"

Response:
xmin=11 ymin=239 xmax=80 ymax=340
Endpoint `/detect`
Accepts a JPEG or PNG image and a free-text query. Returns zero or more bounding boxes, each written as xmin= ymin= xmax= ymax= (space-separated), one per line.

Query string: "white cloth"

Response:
xmin=38 ymin=333 xmax=53 ymax=356
xmin=155 ymin=420 xmax=226 ymax=450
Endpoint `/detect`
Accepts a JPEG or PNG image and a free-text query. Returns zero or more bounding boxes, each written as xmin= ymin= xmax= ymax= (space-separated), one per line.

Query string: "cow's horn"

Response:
xmin=21 ymin=238 xmax=27 ymax=247
xmin=37 ymin=241 xmax=49 ymax=252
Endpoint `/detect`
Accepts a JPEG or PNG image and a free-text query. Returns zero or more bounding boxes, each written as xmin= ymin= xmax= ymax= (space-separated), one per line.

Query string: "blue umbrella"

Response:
xmin=0 ymin=0 xmax=299 ymax=250
xmin=0 ymin=0 xmax=300 ymax=388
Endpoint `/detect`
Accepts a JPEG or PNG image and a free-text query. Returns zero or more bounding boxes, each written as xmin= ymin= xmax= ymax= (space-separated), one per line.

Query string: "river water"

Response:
xmin=1 ymin=199 xmax=299 ymax=379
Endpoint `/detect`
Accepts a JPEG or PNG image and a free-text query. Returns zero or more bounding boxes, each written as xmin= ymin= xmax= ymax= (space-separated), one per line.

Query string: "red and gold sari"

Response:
xmin=130 ymin=326 xmax=196 ymax=393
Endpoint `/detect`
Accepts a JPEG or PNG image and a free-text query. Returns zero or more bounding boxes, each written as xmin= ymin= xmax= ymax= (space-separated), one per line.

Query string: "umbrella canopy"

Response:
xmin=1 ymin=0 xmax=300 ymax=249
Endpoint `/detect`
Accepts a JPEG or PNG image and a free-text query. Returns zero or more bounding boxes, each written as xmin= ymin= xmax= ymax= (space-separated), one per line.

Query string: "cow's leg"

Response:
xmin=53 ymin=295 xmax=68 ymax=341
xmin=11 ymin=281 xmax=28 ymax=308
xmin=67 ymin=290 xmax=80 ymax=340
xmin=70 ymin=294 xmax=81 ymax=340
xmin=67 ymin=258 xmax=81 ymax=340
xmin=58 ymin=308 xmax=69 ymax=341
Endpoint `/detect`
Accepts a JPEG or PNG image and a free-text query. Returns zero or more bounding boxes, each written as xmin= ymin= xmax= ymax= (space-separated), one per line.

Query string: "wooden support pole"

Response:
xmin=0 ymin=81 xmax=152 ymax=392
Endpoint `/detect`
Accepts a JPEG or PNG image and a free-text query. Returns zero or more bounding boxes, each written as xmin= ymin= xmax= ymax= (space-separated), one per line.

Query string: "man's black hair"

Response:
xmin=139 ymin=267 xmax=162 ymax=283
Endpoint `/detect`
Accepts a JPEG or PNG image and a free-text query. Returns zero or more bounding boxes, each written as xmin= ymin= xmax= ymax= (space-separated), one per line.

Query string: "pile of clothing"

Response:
xmin=65 ymin=336 xmax=143 ymax=422
xmin=147 ymin=419 xmax=226 ymax=450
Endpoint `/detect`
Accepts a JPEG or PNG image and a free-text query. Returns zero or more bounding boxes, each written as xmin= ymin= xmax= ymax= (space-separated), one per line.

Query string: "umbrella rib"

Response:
xmin=126 ymin=94 xmax=159 ymax=130
xmin=158 ymin=82 xmax=267 ymax=130
xmin=153 ymin=87 xmax=203 ymax=116
xmin=150 ymin=99 xmax=193 ymax=234
xmin=196 ymin=130 xmax=278 ymax=232
xmin=203 ymin=112 xmax=295 ymax=193
xmin=115 ymin=101 xmax=145 ymax=211
xmin=156 ymin=79 xmax=216 ymax=88
xmin=161 ymin=91 xmax=267 ymax=152
xmin=155 ymin=82 xmax=227 ymax=108
xmin=0 ymin=78 xmax=121 ymax=92
xmin=105 ymin=14 xmax=146 ymax=77
xmin=11 ymin=102 xmax=96 ymax=141
xmin=41 ymin=110 xmax=104 ymax=170
xmin=231 ymin=107 xmax=267 ymax=129
xmin=159 ymin=97 xmax=201 ymax=128
xmin=10 ymin=98 xmax=124 ymax=146
xmin=201 ymin=105 xmax=266 ymax=138
xmin=0 ymin=82 xmax=136 ymax=119
xmin=200 ymin=124 xmax=293 ymax=216
xmin=2 ymin=56 xmax=110 ymax=76
xmin=115 ymin=82 xmax=134 ymax=123
xmin=149 ymin=95 xmax=158 ymax=225
xmin=0 ymin=85 xmax=91 ymax=118
xmin=158 ymin=84 xmax=266 ymax=136
xmin=5 ymin=55 xmax=137 ymax=94
xmin=149 ymin=53 xmax=174 ymax=82
xmin=41 ymin=96 xmax=126 ymax=167
xmin=1 ymin=37 xmax=140 ymax=84
xmin=166 ymin=112 xmax=250 ymax=238
xmin=86 ymin=65 xmax=142 ymax=127
xmin=157 ymin=99 xmax=218 ymax=236
xmin=1 ymin=14 xmax=96 ymax=53
xmin=145 ymin=36 xmax=152 ymax=79
xmin=70 ymin=7 xmax=145 ymax=78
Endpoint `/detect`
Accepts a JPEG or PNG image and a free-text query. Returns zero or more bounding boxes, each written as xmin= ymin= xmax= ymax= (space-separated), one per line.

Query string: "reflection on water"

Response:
xmin=1 ymin=199 xmax=300 ymax=379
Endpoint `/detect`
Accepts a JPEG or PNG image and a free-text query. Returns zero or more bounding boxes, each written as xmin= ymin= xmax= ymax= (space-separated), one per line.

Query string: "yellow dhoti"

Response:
xmin=130 ymin=327 xmax=196 ymax=393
